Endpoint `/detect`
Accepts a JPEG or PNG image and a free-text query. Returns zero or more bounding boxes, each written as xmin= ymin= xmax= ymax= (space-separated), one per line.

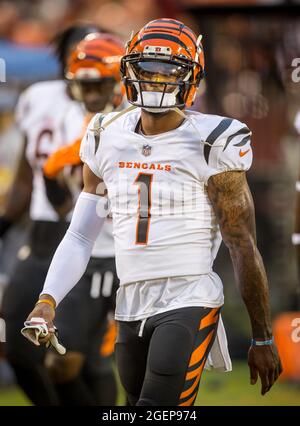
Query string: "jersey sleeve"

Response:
xmin=14 ymin=88 xmax=32 ymax=133
xmin=204 ymin=118 xmax=253 ymax=184
xmin=79 ymin=113 xmax=104 ymax=179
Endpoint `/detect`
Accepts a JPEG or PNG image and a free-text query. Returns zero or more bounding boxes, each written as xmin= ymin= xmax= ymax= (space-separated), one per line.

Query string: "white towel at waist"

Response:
xmin=204 ymin=314 xmax=232 ymax=372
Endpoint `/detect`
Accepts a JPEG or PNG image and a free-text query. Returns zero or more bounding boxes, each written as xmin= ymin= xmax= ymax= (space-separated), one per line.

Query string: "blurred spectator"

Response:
xmin=0 ymin=2 xmax=20 ymax=40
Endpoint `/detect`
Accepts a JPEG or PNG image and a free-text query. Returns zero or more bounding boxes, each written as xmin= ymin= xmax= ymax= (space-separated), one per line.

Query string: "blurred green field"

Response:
xmin=197 ymin=361 xmax=300 ymax=406
xmin=0 ymin=361 xmax=299 ymax=406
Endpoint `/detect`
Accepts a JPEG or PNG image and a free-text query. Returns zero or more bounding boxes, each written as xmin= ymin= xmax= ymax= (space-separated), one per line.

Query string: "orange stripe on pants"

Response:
xmin=189 ymin=330 xmax=214 ymax=368
xmin=179 ymin=308 xmax=220 ymax=406
xmin=199 ymin=307 xmax=219 ymax=330
xmin=179 ymin=392 xmax=197 ymax=406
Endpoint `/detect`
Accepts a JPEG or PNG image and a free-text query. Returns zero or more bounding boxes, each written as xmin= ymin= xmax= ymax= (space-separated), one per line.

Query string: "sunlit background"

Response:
xmin=0 ymin=0 xmax=300 ymax=406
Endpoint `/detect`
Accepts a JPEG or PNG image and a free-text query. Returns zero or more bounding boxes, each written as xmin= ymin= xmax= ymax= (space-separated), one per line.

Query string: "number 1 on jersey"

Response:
xmin=134 ymin=173 xmax=153 ymax=245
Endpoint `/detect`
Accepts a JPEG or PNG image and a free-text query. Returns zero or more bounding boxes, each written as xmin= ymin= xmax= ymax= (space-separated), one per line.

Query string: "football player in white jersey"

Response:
xmin=26 ymin=18 xmax=282 ymax=406
xmin=0 ymin=24 xmax=103 ymax=406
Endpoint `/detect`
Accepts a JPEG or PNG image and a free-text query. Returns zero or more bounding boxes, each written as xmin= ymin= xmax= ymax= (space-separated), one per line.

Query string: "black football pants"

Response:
xmin=115 ymin=306 xmax=221 ymax=406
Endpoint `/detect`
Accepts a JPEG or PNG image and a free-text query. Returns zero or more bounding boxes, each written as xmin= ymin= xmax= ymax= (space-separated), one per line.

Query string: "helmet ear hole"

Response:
xmin=125 ymin=80 xmax=138 ymax=103
xmin=120 ymin=58 xmax=126 ymax=78
xmin=195 ymin=67 xmax=204 ymax=85
xmin=177 ymin=81 xmax=188 ymax=104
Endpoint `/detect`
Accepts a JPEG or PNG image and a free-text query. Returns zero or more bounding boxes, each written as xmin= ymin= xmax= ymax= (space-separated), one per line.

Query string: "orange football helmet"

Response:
xmin=66 ymin=32 xmax=124 ymax=81
xmin=120 ymin=18 xmax=204 ymax=111
xmin=66 ymin=32 xmax=125 ymax=109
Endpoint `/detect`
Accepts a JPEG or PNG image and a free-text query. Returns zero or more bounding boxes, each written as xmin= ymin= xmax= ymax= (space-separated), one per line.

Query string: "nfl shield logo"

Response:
xmin=142 ymin=144 xmax=152 ymax=157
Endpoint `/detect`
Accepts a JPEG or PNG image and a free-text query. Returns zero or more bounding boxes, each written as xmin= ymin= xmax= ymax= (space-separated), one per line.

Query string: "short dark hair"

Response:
xmin=51 ymin=22 xmax=103 ymax=75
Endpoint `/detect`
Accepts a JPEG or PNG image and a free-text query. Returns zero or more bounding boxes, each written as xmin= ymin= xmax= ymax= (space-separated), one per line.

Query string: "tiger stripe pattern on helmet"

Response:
xmin=66 ymin=32 xmax=124 ymax=82
xmin=128 ymin=19 xmax=200 ymax=62
xmin=121 ymin=18 xmax=205 ymax=108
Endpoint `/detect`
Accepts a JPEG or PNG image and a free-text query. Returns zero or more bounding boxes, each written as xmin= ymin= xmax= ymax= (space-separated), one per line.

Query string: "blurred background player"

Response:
xmin=0 ymin=24 xmax=122 ymax=406
xmin=0 ymin=23 xmax=96 ymax=405
xmin=42 ymin=32 xmax=126 ymax=406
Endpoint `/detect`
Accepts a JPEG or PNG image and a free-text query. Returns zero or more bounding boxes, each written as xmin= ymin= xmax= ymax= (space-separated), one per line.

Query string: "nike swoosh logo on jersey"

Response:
xmin=239 ymin=149 xmax=250 ymax=157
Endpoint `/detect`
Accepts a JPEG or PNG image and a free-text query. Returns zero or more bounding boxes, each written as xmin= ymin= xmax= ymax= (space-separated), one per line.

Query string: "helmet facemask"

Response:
xmin=122 ymin=52 xmax=198 ymax=113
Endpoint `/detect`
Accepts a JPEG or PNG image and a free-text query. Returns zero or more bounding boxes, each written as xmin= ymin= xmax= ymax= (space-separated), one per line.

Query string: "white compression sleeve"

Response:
xmin=41 ymin=192 xmax=106 ymax=306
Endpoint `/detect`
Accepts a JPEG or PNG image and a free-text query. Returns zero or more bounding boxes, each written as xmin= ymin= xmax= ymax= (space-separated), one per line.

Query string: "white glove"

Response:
xmin=21 ymin=317 xmax=66 ymax=355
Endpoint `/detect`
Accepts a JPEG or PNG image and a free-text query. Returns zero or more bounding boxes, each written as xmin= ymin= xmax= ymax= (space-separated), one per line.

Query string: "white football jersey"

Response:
xmin=91 ymin=218 xmax=114 ymax=258
xmin=15 ymin=80 xmax=85 ymax=222
xmin=16 ymin=80 xmax=116 ymax=259
xmin=80 ymin=108 xmax=253 ymax=286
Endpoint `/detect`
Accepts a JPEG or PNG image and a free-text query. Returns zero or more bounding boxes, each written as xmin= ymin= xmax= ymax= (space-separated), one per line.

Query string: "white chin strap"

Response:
xmin=69 ymin=82 xmax=83 ymax=102
xmin=137 ymin=91 xmax=177 ymax=113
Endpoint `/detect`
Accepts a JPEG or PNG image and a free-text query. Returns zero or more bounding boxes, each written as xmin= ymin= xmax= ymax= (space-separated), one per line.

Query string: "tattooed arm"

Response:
xmin=208 ymin=171 xmax=271 ymax=337
xmin=207 ymin=170 xmax=282 ymax=394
